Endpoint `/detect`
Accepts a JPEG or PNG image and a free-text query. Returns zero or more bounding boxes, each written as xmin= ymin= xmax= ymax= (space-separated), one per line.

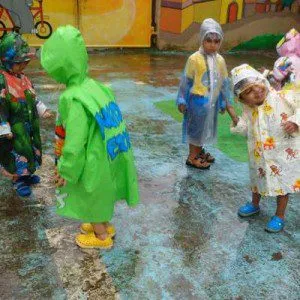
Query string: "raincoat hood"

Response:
xmin=0 ymin=32 xmax=34 ymax=70
xmin=231 ymin=64 xmax=269 ymax=96
xmin=41 ymin=25 xmax=88 ymax=85
xmin=199 ymin=18 xmax=223 ymax=43
xmin=277 ymin=28 xmax=300 ymax=57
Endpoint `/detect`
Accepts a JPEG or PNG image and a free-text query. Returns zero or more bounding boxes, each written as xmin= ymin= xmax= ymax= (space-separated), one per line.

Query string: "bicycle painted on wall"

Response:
xmin=0 ymin=0 xmax=52 ymax=39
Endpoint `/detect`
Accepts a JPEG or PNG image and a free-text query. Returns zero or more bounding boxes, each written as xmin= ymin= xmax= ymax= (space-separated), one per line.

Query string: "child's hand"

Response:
xmin=54 ymin=168 xmax=66 ymax=187
xmin=232 ymin=117 xmax=239 ymax=127
xmin=42 ymin=110 xmax=53 ymax=119
xmin=5 ymin=133 xmax=13 ymax=139
xmin=283 ymin=121 xmax=299 ymax=134
xmin=178 ymin=104 xmax=187 ymax=114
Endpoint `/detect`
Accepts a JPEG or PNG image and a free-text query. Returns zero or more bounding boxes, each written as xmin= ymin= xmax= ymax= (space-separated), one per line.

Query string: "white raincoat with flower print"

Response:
xmin=231 ymin=64 xmax=300 ymax=197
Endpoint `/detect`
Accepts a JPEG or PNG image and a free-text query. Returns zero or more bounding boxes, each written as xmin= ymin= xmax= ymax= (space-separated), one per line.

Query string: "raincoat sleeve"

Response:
xmin=230 ymin=112 xmax=248 ymax=136
xmin=219 ymin=60 xmax=234 ymax=110
xmin=57 ymin=100 xmax=89 ymax=184
xmin=0 ymin=76 xmax=11 ymax=138
xmin=285 ymin=89 xmax=300 ymax=128
xmin=176 ymin=57 xmax=194 ymax=106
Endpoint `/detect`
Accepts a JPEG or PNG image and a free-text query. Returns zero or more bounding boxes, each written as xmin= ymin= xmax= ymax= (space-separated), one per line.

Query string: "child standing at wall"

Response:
xmin=176 ymin=18 xmax=238 ymax=169
xmin=41 ymin=26 xmax=139 ymax=249
xmin=0 ymin=32 xmax=42 ymax=197
xmin=231 ymin=64 xmax=299 ymax=233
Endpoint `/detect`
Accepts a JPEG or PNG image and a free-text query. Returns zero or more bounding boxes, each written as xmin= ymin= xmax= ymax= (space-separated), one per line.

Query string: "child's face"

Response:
xmin=239 ymin=83 xmax=268 ymax=107
xmin=203 ymin=37 xmax=221 ymax=54
xmin=11 ymin=61 xmax=29 ymax=74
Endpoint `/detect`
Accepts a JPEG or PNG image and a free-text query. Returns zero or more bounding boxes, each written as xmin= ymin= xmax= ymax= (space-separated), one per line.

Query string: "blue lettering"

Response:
xmin=95 ymin=102 xmax=124 ymax=139
xmin=107 ymin=137 xmax=119 ymax=160
xmin=106 ymin=130 xmax=131 ymax=160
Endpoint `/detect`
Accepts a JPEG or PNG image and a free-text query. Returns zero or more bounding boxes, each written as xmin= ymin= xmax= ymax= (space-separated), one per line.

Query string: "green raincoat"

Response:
xmin=41 ymin=26 xmax=139 ymax=222
xmin=0 ymin=32 xmax=42 ymax=176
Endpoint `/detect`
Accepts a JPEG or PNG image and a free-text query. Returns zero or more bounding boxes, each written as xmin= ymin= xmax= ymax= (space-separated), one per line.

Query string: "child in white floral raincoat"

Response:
xmin=231 ymin=64 xmax=300 ymax=233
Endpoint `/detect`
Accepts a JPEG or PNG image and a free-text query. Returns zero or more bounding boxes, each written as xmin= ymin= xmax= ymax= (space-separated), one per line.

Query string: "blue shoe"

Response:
xmin=22 ymin=175 xmax=41 ymax=185
xmin=238 ymin=203 xmax=260 ymax=217
xmin=13 ymin=179 xmax=31 ymax=197
xmin=265 ymin=216 xmax=285 ymax=233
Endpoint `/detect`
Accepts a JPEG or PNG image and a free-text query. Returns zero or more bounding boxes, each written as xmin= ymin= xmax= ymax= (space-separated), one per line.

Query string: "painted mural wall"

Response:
xmin=157 ymin=0 xmax=300 ymax=50
xmin=0 ymin=0 xmax=152 ymax=47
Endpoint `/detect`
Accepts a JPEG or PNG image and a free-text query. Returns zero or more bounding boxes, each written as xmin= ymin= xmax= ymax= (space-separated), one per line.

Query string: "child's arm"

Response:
xmin=219 ymin=61 xmax=239 ymax=124
xmin=226 ymin=105 xmax=239 ymax=126
xmin=230 ymin=112 xmax=248 ymax=137
xmin=56 ymin=100 xmax=89 ymax=185
xmin=176 ymin=57 xmax=194 ymax=114
xmin=36 ymin=99 xmax=53 ymax=118
xmin=0 ymin=85 xmax=12 ymax=139
xmin=283 ymin=90 xmax=300 ymax=135
xmin=273 ymin=57 xmax=293 ymax=84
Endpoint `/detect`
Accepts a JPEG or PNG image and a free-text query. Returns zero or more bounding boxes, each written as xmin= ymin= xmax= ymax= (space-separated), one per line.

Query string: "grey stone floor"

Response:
xmin=0 ymin=51 xmax=299 ymax=300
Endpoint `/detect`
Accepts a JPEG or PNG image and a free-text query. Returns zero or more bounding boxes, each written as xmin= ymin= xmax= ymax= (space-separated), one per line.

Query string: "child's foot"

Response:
xmin=13 ymin=179 xmax=31 ymax=197
xmin=75 ymin=233 xmax=113 ymax=249
xmin=80 ymin=223 xmax=116 ymax=237
xmin=238 ymin=203 xmax=260 ymax=217
xmin=265 ymin=216 xmax=285 ymax=233
xmin=197 ymin=149 xmax=215 ymax=163
xmin=23 ymin=175 xmax=41 ymax=185
xmin=186 ymin=156 xmax=210 ymax=170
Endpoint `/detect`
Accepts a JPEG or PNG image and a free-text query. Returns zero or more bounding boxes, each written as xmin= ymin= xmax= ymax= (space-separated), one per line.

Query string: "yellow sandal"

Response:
xmin=75 ymin=232 xmax=113 ymax=249
xmin=80 ymin=223 xmax=116 ymax=237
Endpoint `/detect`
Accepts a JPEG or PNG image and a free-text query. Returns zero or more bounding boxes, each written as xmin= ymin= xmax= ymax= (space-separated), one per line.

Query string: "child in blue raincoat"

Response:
xmin=177 ymin=18 xmax=238 ymax=169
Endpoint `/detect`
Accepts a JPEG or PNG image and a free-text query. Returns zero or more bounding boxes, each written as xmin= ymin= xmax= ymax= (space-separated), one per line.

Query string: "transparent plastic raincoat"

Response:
xmin=176 ymin=18 xmax=233 ymax=146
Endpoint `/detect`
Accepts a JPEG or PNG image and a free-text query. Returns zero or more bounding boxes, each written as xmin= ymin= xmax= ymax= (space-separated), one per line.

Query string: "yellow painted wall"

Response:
xmin=23 ymin=0 xmax=77 ymax=46
xmin=79 ymin=0 xmax=152 ymax=47
xmin=14 ymin=0 xmax=152 ymax=47
xmin=193 ymin=1 xmax=222 ymax=23
xmin=219 ymin=0 xmax=243 ymax=24
xmin=181 ymin=5 xmax=194 ymax=33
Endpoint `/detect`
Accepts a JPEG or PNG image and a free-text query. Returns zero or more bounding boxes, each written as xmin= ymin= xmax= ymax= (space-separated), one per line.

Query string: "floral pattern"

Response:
xmin=232 ymin=88 xmax=300 ymax=196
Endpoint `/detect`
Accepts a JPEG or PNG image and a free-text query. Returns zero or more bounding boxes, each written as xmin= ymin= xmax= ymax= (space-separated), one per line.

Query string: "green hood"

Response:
xmin=41 ymin=25 xmax=88 ymax=85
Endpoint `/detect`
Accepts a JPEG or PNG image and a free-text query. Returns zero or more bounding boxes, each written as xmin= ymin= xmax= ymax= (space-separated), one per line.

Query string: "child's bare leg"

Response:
xmin=275 ymin=195 xmax=289 ymax=219
xmin=189 ymin=144 xmax=202 ymax=159
xmin=252 ymin=192 xmax=261 ymax=207
xmin=92 ymin=223 xmax=108 ymax=240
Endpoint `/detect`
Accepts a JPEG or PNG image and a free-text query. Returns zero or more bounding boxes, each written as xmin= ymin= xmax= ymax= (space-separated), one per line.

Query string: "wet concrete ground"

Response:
xmin=0 ymin=50 xmax=299 ymax=299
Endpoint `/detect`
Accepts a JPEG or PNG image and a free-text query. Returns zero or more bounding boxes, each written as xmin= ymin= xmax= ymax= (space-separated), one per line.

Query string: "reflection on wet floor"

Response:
xmin=1 ymin=50 xmax=299 ymax=299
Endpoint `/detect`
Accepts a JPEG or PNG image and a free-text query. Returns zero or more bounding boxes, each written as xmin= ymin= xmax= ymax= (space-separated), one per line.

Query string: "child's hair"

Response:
xmin=200 ymin=18 xmax=223 ymax=43
xmin=204 ymin=32 xmax=221 ymax=42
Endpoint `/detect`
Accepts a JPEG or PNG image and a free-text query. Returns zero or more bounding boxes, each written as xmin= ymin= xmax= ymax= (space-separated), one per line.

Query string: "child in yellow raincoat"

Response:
xmin=231 ymin=64 xmax=300 ymax=233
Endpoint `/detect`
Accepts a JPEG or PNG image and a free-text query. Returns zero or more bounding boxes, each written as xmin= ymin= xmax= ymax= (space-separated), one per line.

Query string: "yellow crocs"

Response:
xmin=106 ymin=224 xmax=116 ymax=237
xmin=80 ymin=223 xmax=116 ymax=237
xmin=80 ymin=223 xmax=94 ymax=234
xmin=75 ymin=233 xmax=113 ymax=249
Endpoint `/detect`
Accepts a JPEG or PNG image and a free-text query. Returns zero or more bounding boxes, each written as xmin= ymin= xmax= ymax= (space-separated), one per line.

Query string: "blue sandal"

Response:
xmin=13 ymin=179 xmax=31 ymax=197
xmin=265 ymin=216 xmax=285 ymax=233
xmin=22 ymin=175 xmax=41 ymax=185
xmin=238 ymin=202 xmax=260 ymax=217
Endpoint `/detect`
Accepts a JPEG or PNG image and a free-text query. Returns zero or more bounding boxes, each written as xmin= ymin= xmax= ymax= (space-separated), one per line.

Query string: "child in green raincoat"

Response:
xmin=41 ymin=26 xmax=139 ymax=249
xmin=0 ymin=32 xmax=43 ymax=197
